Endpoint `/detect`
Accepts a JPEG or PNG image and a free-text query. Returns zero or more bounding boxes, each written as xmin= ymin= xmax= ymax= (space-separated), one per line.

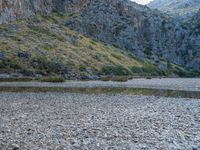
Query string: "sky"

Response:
xmin=131 ymin=0 xmax=152 ymax=5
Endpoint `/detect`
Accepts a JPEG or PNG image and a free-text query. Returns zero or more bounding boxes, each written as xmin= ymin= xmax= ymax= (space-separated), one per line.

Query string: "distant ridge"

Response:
xmin=148 ymin=0 xmax=200 ymax=17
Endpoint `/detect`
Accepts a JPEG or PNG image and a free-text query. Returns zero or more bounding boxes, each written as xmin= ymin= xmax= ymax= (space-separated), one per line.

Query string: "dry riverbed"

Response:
xmin=0 ymin=92 xmax=200 ymax=150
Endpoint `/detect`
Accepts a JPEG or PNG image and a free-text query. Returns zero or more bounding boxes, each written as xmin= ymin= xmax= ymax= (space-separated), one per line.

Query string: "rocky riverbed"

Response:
xmin=0 ymin=92 xmax=200 ymax=149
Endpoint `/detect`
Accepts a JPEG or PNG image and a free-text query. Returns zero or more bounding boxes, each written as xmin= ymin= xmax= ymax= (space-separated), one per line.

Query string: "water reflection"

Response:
xmin=0 ymin=87 xmax=200 ymax=99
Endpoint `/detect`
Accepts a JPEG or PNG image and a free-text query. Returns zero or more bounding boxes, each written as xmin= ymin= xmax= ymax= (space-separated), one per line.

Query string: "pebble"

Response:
xmin=0 ymin=92 xmax=200 ymax=149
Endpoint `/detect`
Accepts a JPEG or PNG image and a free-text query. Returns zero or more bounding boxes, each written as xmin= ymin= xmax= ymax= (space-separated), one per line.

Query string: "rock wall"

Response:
xmin=0 ymin=0 xmax=52 ymax=23
xmin=66 ymin=0 xmax=186 ymax=66
xmin=0 ymin=0 xmax=89 ymax=24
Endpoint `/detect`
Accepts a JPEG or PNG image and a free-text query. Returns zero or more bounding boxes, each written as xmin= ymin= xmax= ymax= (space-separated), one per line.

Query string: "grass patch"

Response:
xmin=100 ymin=76 xmax=128 ymax=82
xmin=40 ymin=76 xmax=65 ymax=83
xmin=102 ymin=65 xmax=131 ymax=76
xmin=110 ymin=76 xmax=128 ymax=82
xmin=0 ymin=59 xmax=23 ymax=70
xmin=130 ymin=64 xmax=161 ymax=76
xmin=100 ymin=76 xmax=110 ymax=81
xmin=0 ymin=77 xmax=33 ymax=82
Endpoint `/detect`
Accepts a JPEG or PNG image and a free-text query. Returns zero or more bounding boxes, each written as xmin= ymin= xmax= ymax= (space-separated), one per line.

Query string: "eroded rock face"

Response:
xmin=65 ymin=0 xmax=200 ymax=71
xmin=0 ymin=0 xmax=89 ymax=23
xmin=0 ymin=0 xmax=52 ymax=23
xmin=66 ymin=0 xmax=187 ymax=65
xmin=148 ymin=0 xmax=200 ymax=17
xmin=183 ymin=10 xmax=200 ymax=71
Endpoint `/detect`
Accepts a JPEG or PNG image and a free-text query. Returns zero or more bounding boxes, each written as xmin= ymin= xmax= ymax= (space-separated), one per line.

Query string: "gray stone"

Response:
xmin=158 ymin=62 xmax=168 ymax=71
xmin=0 ymin=53 xmax=5 ymax=60
xmin=17 ymin=52 xmax=31 ymax=59
xmin=0 ymin=91 xmax=200 ymax=149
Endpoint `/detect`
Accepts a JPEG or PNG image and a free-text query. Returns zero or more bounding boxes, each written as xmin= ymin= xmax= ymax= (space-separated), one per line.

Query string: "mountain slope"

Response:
xmin=148 ymin=0 xmax=200 ymax=17
xmin=0 ymin=0 xmax=199 ymax=78
xmin=2 ymin=13 xmax=175 ymax=79
xmin=65 ymin=0 xmax=198 ymax=70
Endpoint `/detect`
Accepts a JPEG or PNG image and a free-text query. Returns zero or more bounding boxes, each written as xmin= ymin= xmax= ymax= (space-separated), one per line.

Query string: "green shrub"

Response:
xmin=111 ymin=76 xmax=128 ymax=82
xmin=32 ymin=57 xmax=65 ymax=73
xmin=40 ymin=76 xmax=65 ymax=82
xmin=111 ymin=53 xmax=122 ymax=60
xmin=144 ymin=48 xmax=153 ymax=56
xmin=90 ymin=40 xmax=97 ymax=45
xmin=79 ymin=65 xmax=87 ymax=72
xmin=131 ymin=66 xmax=143 ymax=73
xmin=102 ymin=65 xmax=131 ymax=76
xmin=0 ymin=59 xmax=22 ymax=70
xmin=100 ymin=76 xmax=110 ymax=81
xmin=130 ymin=64 xmax=160 ymax=76
xmin=0 ymin=77 xmax=33 ymax=82
xmin=142 ymin=63 xmax=159 ymax=75
xmin=115 ymin=25 xmax=126 ymax=35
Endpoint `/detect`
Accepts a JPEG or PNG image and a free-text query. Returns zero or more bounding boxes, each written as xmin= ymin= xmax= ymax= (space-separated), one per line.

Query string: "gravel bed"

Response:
xmin=0 ymin=78 xmax=200 ymax=91
xmin=0 ymin=92 xmax=200 ymax=149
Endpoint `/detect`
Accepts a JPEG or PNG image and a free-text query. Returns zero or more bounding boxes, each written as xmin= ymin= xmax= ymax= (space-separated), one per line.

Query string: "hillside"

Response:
xmin=0 ymin=0 xmax=199 ymax=79
xmin=65 ymin=0 xmax=200 ymax=72
xmin=148 ymin=0 xmax=200 ymax=17
xmin=1 ymin=13 xmax=176 ymax=79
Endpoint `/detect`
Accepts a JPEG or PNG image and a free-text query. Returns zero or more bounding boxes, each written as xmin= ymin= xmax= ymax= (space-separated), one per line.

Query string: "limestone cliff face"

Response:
xmin=0 ymin=0 xmax=89 ymax=23
xmin=182 ymin=10 xmax=200 ymax=70
xmin=65 ymin=0 xmax=200 ymax=71
xmin=0 ymin=0 xmax=52 ymax=23
xmin=66 ymin=0 xmax=186 ymax=67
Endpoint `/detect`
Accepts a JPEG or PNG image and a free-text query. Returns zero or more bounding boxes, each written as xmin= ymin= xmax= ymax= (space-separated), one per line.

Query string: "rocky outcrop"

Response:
xmin=65 ymin=0 xmax=187 ymax=66
xmin=148 ymin=0 xmax=200 ymax=17
xmin=181 ymin=10 xmax=200 ymax=70
xmin=65 ymin=0 xmax=200 ymax=71
xmin=0 ymin=0 xmax=52 ymax=23
xmin=0 ymin=0 xmax=89 ymax=24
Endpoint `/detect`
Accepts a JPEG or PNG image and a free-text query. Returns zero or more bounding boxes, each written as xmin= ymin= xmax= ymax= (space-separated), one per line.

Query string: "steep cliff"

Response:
xmin=65 ymin=0 xmax=189 ymax=68
xmin=180 ymin=10 xmax=200 ymax=70
xmin=0 ymin=0 xmax=89 ymax=24
xmin=0 ymin=0 xmax=52 ymax=23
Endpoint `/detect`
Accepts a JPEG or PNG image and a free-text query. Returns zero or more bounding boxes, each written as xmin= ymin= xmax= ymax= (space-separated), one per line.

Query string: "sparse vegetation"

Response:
xmin=102 ymin=65 xmax=131 ymax=76
xmin=100 ymin=76 xmax=128 ymax=82
xmin=110 ymin=76 xmax=128 ymax=82
xmin=144 ymin=48 xmax=153 ymax=56
xmin=0 ymin=59 xmax=23 ymax=70
xmin=0 ymin=13 xmax=196 ymax=79
xmin=0 ymin=77 xmax=33 ymax=82
xmin=100 ymin=76 xmax=110 ymax=81
xmin=40 ymin=76 xmax=65 ymax=82
xmin=0 ymin=14 xmax=148 ymax=78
